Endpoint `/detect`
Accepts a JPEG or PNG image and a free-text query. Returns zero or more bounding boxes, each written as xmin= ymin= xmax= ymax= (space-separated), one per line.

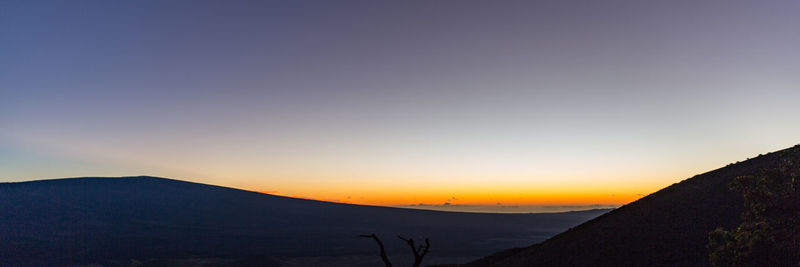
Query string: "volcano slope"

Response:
xmin=459 ymin=145 xmax=800 ymax=267
xmin=0 ymin=176 xmax=608 ymax=266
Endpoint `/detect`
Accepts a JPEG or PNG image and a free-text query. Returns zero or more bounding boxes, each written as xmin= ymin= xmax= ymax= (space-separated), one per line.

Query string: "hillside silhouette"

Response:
xmin=455 ymin=145 xmax=800 ymax=267
xmin=0 ymin=176 xmax=608 ymax=266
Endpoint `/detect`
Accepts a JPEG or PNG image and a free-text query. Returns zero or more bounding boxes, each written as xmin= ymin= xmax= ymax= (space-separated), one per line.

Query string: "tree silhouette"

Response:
xmin=398 ymin=235 xmax=430 ymax=267
xmin=360 ymin=234 xmax=431 ymax=267
xmin=360 ymin=234 xmax=392 ymax=267
xmin=708 ymin=157 xmax=800 ymax=266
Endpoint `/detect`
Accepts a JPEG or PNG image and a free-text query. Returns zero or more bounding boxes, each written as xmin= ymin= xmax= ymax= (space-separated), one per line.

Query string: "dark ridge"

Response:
xmin=455 ymin=144 xmax=800 ymax=267
xmin=0 ymin=175 xmax=608 ymax=266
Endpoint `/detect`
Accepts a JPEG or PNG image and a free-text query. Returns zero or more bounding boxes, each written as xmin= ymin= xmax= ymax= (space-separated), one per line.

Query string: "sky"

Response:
xmin=2 ymin=0 xmax=799 ymax=212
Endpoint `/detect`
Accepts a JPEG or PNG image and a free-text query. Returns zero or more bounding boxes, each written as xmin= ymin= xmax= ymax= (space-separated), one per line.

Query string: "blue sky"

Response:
xmin=2 ymin=0 xmax=799 ymax=211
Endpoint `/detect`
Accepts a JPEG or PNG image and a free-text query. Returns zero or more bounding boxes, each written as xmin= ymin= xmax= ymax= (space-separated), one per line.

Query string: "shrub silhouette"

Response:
xmin=708 ymin=157 xmax=800 ymax=266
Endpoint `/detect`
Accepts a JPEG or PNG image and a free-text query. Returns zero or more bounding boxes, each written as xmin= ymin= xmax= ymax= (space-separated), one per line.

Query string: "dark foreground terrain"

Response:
xmin=0 ymin=176 xmax=608 ymax=266
xmin=452 ymin=145 xmax=800 ymax=267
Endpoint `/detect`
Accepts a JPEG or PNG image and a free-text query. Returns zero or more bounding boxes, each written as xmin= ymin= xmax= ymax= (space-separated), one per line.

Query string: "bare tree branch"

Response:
xmin=420 ymin=238 xmax=430 ymax=259
xmin=360 ymin=233 xmax=392 ymax=267
xmin=398 ymin=235 xmax=430 ymax=267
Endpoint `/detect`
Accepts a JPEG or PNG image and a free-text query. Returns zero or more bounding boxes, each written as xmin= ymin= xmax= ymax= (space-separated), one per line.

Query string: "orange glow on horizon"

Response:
xmin=215 ymin=162 xmax=692 ymax=210
xmin=255 ymin=186 xmax=652 ymax=208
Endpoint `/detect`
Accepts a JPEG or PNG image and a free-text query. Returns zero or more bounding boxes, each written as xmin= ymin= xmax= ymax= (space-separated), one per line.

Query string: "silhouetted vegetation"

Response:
xmin=458 ymin=145 xmax=800 ymax=267
xmin=360 ymin=233 xmax=431 ymax=267
xmin=707 ymin=158 xmax=800 ymax=266
xmin=398 ymin=235 xmax=431 ymax=267
xmin=360 ymin=234 xmax=392 ymax=267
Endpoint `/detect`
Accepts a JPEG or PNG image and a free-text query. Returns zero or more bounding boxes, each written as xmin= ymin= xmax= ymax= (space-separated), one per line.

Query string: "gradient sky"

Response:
xmin=2 ymin=1 xmax=799 ymax=212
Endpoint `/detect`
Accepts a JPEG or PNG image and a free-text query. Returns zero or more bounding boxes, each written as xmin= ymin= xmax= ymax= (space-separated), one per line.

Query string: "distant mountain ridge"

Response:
xmin=0 ymin=176 xmax=608 ymax=266
xmin=457 ymin=145 xmax=800 ymax=267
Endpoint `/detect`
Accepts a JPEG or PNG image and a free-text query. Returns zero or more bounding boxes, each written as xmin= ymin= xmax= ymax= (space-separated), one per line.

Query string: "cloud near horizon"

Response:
xmin=400 ymin=203 xmax=619 ymax=213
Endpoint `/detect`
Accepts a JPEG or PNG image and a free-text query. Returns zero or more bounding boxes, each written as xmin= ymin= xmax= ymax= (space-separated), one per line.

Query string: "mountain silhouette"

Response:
xmin=455 ymin=145 xmax=800 ymax=267
xmin=0 ymin=176 xmax=608 ymax=266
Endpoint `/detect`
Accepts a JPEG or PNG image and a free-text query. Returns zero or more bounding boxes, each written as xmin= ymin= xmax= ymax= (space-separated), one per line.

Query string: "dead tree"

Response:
xmin=398 ymin=235 xmax=430 ymax=267
xmin=360 ymin=233 xmax=392 ymax=267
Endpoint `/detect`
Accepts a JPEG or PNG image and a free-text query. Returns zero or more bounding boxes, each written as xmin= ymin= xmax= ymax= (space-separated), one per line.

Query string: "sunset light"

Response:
xmin=2 ymin=1 xmax=799 ymax=265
